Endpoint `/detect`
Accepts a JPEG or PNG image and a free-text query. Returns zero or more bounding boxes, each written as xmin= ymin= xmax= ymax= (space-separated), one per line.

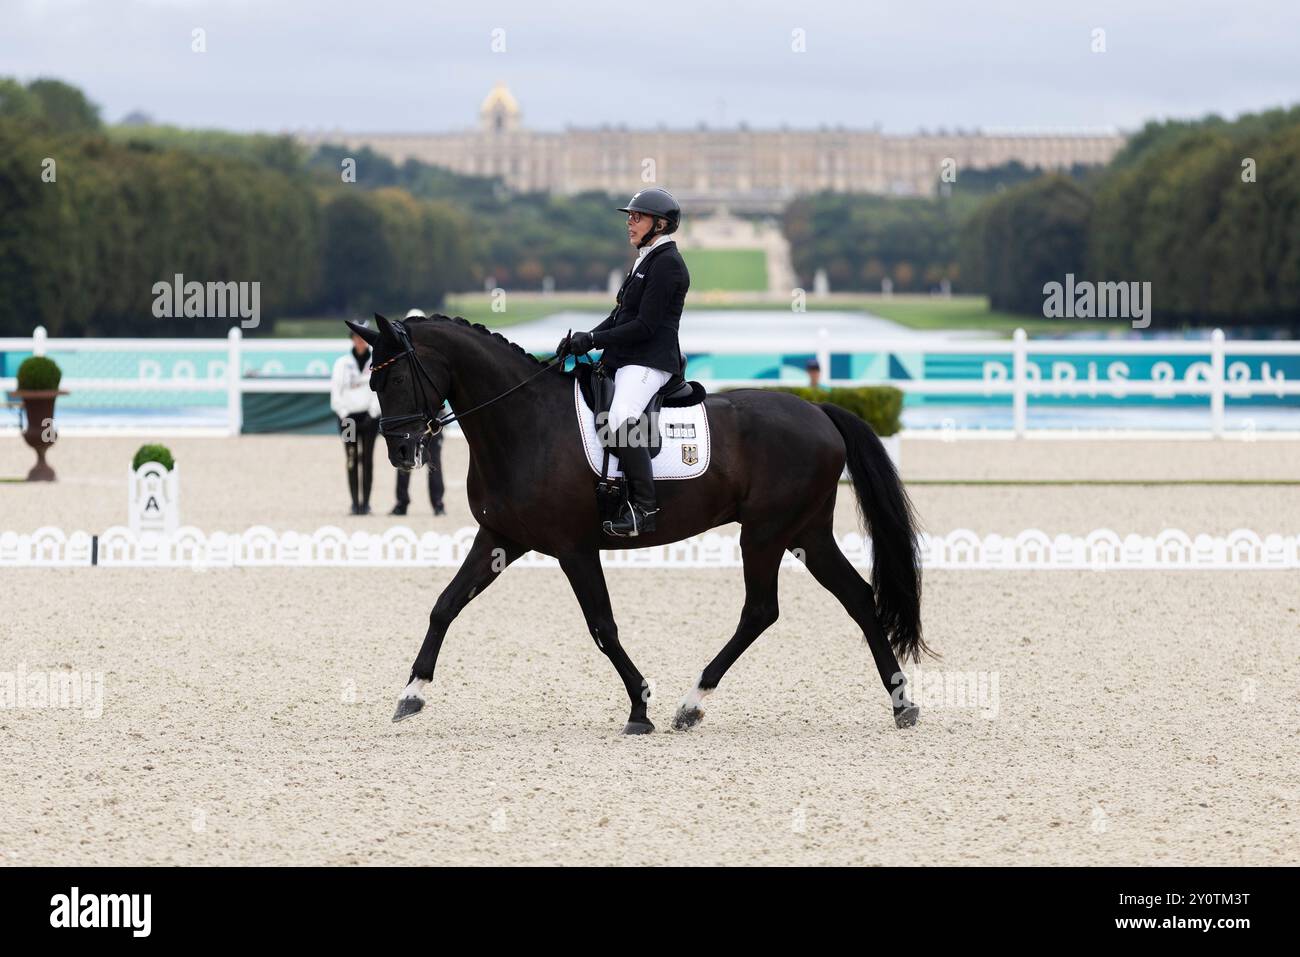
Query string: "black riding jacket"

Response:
xmin=590 ymin=240 xmax=690 ymax=375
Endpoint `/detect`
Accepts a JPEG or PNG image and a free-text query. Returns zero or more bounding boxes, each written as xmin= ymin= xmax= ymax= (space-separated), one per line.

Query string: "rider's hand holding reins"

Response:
xmin=566 ymin=330 xmax=594 ymax=355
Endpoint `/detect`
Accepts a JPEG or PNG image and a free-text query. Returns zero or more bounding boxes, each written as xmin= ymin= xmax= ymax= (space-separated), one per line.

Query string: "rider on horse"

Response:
xmin=558 ymin=186 xmax=691 ymax=537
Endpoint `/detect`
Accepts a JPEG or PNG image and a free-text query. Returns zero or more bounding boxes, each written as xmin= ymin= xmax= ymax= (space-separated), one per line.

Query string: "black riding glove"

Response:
xmin=568 ymin=330 xmax=595 ymax=354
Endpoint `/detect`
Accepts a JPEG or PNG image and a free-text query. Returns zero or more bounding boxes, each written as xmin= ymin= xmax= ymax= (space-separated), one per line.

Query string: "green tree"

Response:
xmin=26 ymin=78 xmax=102 ymax=133
xmin=0 ymin=78 xmax=41 ymax=121
xmin=979 ymin=175 xmax=1092 ymax=315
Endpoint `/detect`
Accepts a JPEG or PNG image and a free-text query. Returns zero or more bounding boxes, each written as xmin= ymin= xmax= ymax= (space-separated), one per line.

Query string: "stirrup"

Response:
xmin=603 ymin=503 xmax=658 ymax=538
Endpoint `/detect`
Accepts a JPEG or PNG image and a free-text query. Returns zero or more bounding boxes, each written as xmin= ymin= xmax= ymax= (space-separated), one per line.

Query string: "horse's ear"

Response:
xmin=345 ymin=320 xmax=379 ymax=346
xmin=374 ymin=313 xmax=399 ymax=344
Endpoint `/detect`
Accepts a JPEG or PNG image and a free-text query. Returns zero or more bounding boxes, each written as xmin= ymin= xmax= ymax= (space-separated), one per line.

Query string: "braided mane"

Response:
xmin=411 ymin=313 xmax=549 ymax=368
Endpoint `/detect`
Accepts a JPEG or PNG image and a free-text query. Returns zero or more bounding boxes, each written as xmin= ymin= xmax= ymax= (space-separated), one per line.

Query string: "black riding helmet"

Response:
xmin=617 ymin=187 xmax=681 ymax=246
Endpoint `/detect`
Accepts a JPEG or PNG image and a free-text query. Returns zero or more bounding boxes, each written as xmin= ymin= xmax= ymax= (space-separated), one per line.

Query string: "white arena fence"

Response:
xmin=2 ymin=525 xmax=1297 ymax=570
xmin=3 ymin=324 xmax=1299 ymax=438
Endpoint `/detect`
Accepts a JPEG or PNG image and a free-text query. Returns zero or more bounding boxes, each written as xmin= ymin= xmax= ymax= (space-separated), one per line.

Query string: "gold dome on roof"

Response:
xmin=480 ymin=82 xmax=520 ymax=116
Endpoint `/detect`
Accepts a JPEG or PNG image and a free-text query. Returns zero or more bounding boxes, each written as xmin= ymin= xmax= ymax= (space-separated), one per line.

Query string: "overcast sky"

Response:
xmin=5 ymin=0 xmax=1298 ymax=135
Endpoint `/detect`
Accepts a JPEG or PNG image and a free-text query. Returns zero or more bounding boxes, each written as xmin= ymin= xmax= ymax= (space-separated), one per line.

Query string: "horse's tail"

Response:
xmin=819 ymin=403 xmax=930 ymax=663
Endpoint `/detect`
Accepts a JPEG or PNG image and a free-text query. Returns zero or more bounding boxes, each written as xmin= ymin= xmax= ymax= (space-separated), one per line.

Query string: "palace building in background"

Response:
xmin=297 ymin=82 xmax=1126 ymax=212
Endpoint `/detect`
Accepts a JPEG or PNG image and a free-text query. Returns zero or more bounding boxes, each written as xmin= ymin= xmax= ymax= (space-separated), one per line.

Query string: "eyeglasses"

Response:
xmin=627 ymin=212 xmax=647 ymax=224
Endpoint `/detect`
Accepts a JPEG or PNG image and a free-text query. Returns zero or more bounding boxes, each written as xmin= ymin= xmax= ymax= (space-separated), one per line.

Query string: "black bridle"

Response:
xmin=374 ymin=320 xmax=563 ymax=453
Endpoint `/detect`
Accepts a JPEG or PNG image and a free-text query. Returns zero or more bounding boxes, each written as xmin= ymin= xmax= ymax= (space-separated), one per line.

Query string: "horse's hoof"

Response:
xmin=672 ymin=706 xmax=705 ymax=731
xmin=622 ymin=719 xmax=655 ymax=735
xmin=894 ymin=704 xmax=920 ymax=729
xmin=392 ymin=696 xmax=425 ymax=723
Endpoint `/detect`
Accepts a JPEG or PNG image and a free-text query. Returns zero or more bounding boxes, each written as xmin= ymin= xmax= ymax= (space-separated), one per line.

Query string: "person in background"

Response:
xmin=330 ymin=321 xmax=381 ymax=515
xmin=391 ymin=308 xmax=446 ymax=517
xmin=392 ymin=436 xmax=446 ymax=516
xmin=806 ymin=358 xmax=828 ymax=390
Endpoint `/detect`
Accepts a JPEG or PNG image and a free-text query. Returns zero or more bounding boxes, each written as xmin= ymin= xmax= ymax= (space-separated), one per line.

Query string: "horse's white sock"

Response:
xmin=400 ymin=677 xmax=428 ymax=701
xmin=680 ymin=677 xmax=713 ymax=711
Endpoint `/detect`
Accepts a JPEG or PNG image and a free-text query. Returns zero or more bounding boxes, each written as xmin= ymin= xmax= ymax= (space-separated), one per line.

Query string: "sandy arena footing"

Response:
xmin=1 ymin=435 xmax=1297 ymax=865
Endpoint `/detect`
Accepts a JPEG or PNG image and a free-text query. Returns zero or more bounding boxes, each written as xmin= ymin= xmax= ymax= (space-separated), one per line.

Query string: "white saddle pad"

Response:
xmin=573 ymin=379 xmax=711 ymax=480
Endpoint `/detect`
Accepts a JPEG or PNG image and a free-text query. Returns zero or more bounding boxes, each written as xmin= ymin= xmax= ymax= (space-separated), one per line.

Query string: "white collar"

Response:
xmin=635 ymin=234 xmax=675 ymax=262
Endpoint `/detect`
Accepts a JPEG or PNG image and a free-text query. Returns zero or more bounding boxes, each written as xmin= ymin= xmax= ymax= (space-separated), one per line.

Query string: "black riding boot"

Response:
xmin=604 ymin=439 xmax=658 ymax=537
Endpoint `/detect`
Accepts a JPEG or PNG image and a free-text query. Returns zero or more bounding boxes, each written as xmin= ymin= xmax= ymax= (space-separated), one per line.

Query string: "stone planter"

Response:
xmin=9 ymin=389 xmax=68 ymax=481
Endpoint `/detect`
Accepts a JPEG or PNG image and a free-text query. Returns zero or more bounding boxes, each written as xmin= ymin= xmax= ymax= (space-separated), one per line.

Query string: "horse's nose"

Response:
xmin=388 ymin=438 xmax=413 ymax=469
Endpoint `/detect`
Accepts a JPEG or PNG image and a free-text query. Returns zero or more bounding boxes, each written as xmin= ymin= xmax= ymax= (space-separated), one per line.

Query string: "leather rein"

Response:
xmin=374 ymin=320 xmax=563 ymax=443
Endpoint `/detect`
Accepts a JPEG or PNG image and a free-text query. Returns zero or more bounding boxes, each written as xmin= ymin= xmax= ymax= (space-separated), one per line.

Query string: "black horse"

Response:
xmin=347 ymin=314 xmax=930 ymax=734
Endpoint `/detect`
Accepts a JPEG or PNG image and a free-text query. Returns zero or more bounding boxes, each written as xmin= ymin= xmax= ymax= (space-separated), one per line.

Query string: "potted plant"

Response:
xmin=9 ymin=356 xmax=67 ymax=481
xmin=132 ymin=443 xmax=176 ymax=472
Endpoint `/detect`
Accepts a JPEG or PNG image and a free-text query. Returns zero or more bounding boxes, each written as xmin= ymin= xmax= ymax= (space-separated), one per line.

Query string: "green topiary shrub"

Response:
xmin=16 ymin=356 xmax=62 ymax=391
xmin=132 ymin=443 xmax=175 ymax=471
xmin=765 ymin=385 xmax=904 ymax=437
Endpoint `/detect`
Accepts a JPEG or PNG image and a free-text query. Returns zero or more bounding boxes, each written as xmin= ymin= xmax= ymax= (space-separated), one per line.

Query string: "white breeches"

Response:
xmin=608 ymin=364 xmax=672 ymax=428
